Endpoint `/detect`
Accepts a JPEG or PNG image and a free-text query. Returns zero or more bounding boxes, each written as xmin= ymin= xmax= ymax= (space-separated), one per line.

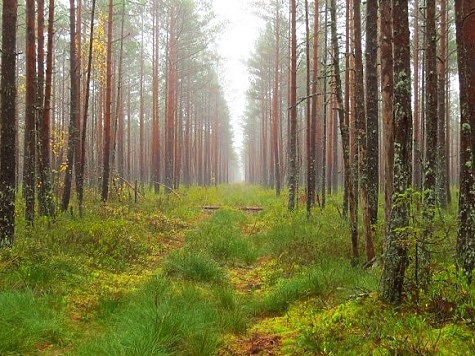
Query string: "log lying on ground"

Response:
xmin=200 ymin=206 xmax=263 ymax=213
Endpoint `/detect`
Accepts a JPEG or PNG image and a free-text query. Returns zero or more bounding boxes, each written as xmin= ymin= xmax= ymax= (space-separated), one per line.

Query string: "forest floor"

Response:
xmin=0 ymin=184 xmax=474 ymax=355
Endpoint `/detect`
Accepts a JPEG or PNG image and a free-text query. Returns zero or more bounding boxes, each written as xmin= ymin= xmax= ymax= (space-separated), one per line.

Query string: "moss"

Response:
xmin=296 ymin=292 xmax=475 ymax=354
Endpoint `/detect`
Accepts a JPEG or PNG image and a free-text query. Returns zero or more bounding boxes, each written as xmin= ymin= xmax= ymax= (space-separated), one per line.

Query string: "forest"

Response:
xmin=0 ymin=0 xmax=474 ymax=354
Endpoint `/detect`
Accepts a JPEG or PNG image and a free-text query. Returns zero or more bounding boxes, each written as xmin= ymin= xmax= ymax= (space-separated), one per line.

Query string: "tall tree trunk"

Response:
xmin=366 ymin=0 xmax=379 ymax=227
xmin=74 ymin=0 xmax=82 ymax=199
xmin=101 ymin=0 xmax=113 ymax=202
xmin=322 ymin=0 xmax=329 ymax=209
xmin=38 ymin=0 xmax=55 ymax=217
xmin=24 ymin=0 xmax=37 ymax=224
xmin=272 ymin=0 xmax=282 ymax=196
xmin=165 ymin=5 xmax=177 ymax=194
xmin=112 ymin=2 xmax=125 ymax=184
xmin=380 ymin=0 xmax=394 ymax=236
xmin=455 ymin=0 xmax=475 ymax=283
xmin=413 ymin=0 xmax=422 ymax=190
xmin=381 ymin=0 xmax=413 ymax=304
xmin=152 ymin=0 xmax=161 ymax=193
xmin=331 ymin=0 xmax=358 ymax=259
xmin=62 ymin=0 xmax=79 ymax=212
xmin=420 ymin=0 xmax=438 ymax=288
xmin=288 ymin=0 xmax=298 ymax=211
xmin=0 ymin=0 xmax=18 ymax=247
xmin=437 ymin=0 xmax=449 ymax=208
xmin=354 ymin=0 xmax=373 ymax=262
xmin=310 ymin=0 xmax=319 ymax=204
xmin=305 ymin=0 xmax=315 ymax=213
xmin=77 ymin=0 xmax=96 ymax=217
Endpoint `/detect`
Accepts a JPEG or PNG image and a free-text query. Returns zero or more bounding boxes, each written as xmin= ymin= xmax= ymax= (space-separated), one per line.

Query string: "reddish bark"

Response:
xmin=455 ymin=0 xmax=475 ymax=282
xmin=0 ymin=0 xmax=18 ymax=246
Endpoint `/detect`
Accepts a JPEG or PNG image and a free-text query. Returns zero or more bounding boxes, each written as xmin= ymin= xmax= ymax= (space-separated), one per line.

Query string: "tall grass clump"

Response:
xmin=77 ymin=276 xmax=247 ymax=355
xmin=186 ymin=209 xmax=259 ymax=266
xmin=0 ymin=290 xmax=69 ymax=353
xmin=254 ymin=199 xmax=356 ymax=272
xmin=249 ymin=257 xmax=378 ymax=316
xmin=163 ymin=249 xmax=227 ymax=284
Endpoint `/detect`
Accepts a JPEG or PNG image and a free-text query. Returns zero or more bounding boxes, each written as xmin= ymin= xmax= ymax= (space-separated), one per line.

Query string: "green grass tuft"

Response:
xmin=0 ymin=290 xmax=69 ymax=353
xmin=163 ymin=250 xmax=228 ymax=284
xmin=76 ymin=276 xmax=243 ymax=355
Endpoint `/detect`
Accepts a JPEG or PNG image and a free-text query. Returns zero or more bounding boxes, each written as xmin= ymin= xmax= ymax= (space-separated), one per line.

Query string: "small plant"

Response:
xmin=163 ymin=250 xmax=227 ymax=285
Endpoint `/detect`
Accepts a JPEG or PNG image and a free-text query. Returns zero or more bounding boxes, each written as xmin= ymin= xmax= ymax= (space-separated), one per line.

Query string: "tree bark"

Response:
xmin=288 ymin=0 xmax=298 ymax=211
xmin=38 ymin=0 xmax=56 ymax=217
xmin=381 ymin=0 xmax=413 ymax=304
xmin=380 ymin=0 xmax=394 ymax=237
xmin=165 ymin=4 xmax=177 ymax=194
xmin=455 ymin=0 xmax=475 ymax=283
xmin=413 ymin=0 xmax=422 ymax=191
xmin=101 ymin=0 xmax=113 ymax=202
xmin=62 ymin=0 xmax=79 ymax=211
xmin=152 ymin=0 xmax=161 ymax=193
xmin=354 ymin=0 xmax=373 ymax=262
xmin=420 ymin=0 xmax=438 ymax=287
xmin=77 ymin=0 xmax=96 ymax=216
xmin=272 ymin=0 xmax=282 ymax=196
xmin=437 ymin=0 xmax=449 ymax=208
xmin=310 ymin=0 xmax=319 ymax=205
xmin=331 ymin=0 xmax=358 ymax=259
xmin=0 ymin=0 xmax=18 ymax=247
xmin=305 ymin=0 xmax=315 ymax=214
xmin=366 ymin=0 xmax=379 ymax=228
xmin=24 ymin=0 xmax=37 ymax=224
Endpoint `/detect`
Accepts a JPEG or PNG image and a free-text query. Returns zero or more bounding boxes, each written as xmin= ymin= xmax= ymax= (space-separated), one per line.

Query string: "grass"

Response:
xmin=75 ymin=277 xmax=245 ymax=355
xmin=0 ymin=184 xmax=472 ymax=354
xmin=0 ymin=290 xmax=69 ymax=353
xmin=163 ymin=249 xmax=227 ymax=284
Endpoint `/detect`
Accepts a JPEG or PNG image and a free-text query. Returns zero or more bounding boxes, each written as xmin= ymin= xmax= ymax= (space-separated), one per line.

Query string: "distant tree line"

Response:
xmin=0 ymin=0 xmax=238 ymax=244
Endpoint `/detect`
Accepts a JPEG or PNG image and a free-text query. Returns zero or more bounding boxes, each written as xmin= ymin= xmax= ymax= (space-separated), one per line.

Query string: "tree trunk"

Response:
xmin=38 ymin=0 xmax=55 ymax=217
xmin=288 ymin=0 xmax=298 ymax=211
xmin=310 ymin=0 xmax=319 ymax=204
xmin=437 ymin=0 xmax=449 ymax=208
xmin=381 ymin=0 xmax=413 ymax=304
xmin=0 ymin=0 xmax=18 ymax=247
xmin=101 ymin=0 xmax=113 ymax=202
xmin=354 ymin=0 xmax=373 ymax=262
xmin=112 ymin=3 xmax=126 ymax=185
xmin=413 ymin=0 xmax=422 ymax=191
xmin=272 ymin=0 xmax=282 ymax=196
xmin=331 ymin=0 xmax=358 ymax=259
xmin=322 ymin=0 xmax=329 ymax=209
xmin=24 ymin=0 xmax=37 ymax=224
xmin=62 ymin=0 xmax=79 ymax=211
xmin=455 ymin=0 xmax=475 ymax=283
xmin=343 ymin=0 xmax=351 ymax=218
xmin=365 ymin=0 xmax=379 ymax=228
xmin=165 ymin=5 xmax=177 ymax=194
xmin=305 ymin=0 xmax=315 ymax=213
xmin=152 ymin=1 xmax=161 ymax=193
xmin=139 ymin=18 xmax=145 ymax=186
xmin=380 ymin=0 xmax=394 ymax=237
xmin=77 ymin=0 xmax=96 ymax=217
xmin=420 ymin=0 xmax=438 ymax=287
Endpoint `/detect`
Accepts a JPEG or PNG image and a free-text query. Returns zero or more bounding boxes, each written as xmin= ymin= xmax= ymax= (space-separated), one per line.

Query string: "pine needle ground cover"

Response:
xmin=0 ymin=185 xmax=473 ymax=354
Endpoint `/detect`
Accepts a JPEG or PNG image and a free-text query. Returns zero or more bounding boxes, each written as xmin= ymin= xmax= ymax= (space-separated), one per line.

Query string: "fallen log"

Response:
xmin=200 ymin=206 xmax=263 ymax=213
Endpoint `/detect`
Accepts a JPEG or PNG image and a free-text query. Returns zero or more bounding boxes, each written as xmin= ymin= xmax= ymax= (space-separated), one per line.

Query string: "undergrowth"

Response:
xmin=0 ymin=184 xmax=472 ymax=354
